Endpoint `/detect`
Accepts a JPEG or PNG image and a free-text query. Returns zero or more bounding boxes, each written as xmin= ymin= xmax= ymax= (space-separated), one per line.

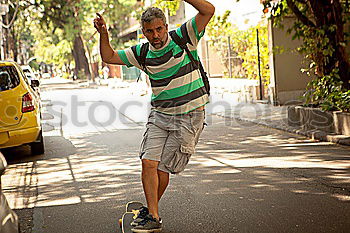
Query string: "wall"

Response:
xmin=268 ymin=16 xmax=312 ymax=105
xmin=268 ymin=16 xmax=350 ymax=105
xmin=200 ymin=39 xmax=226 ymax=78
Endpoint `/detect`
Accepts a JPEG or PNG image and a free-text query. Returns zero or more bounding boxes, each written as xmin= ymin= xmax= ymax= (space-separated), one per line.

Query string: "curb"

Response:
xmin=215 ymin=112 xmax=350 ymax=147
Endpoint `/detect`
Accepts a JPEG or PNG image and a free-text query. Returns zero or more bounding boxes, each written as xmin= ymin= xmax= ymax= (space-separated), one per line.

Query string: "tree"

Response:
xmin=34 ymin=0 xmax=92 ymax=79
xmin=262 ymin=0 xmax=350 ymax=111
xmin=33 ymin=27 xmax=73 ymax=70
xmin=1 ymin=0 xmax=24 ymax=62
xmin=11 ymin=0 xmax=138 ymax=80
xmin=101 ymin=0 xmax=139 ymax=48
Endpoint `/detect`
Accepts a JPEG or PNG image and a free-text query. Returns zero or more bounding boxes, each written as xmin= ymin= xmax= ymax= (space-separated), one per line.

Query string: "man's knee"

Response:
xmin=142 ymin=159 xmax=159 ymax=170
xmin=157 ymin=169 xmax=169 ymax=177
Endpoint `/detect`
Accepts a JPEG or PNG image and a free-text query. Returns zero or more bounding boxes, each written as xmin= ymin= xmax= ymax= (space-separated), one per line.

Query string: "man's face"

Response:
xmin=142 ymin=18 xmax=168 ymax=49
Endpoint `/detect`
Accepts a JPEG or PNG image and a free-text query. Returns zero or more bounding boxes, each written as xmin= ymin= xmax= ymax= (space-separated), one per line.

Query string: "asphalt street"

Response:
xmin=2 ymin=79 xmax=350 ymax=233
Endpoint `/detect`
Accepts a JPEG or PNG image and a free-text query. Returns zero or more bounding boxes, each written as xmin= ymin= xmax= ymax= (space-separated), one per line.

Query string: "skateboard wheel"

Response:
xmin=118 ymin=218 xmax=122 ymax=227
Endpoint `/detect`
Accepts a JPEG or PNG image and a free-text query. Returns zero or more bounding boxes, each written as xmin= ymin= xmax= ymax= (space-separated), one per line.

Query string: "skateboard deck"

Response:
xmin=121 ymin=212 xmax=135 ymax=233
xmin=126 ymin=201 xmax=144 ymax=213
xmin=119 ymin=201 xmax=162 ymax=232
xmin=119 ymin=201 xmax=144 ymax=233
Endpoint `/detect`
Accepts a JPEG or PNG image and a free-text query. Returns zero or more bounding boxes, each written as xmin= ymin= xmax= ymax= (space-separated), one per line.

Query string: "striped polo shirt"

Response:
xmin=117 ymin=17 xmax=209 ymax=115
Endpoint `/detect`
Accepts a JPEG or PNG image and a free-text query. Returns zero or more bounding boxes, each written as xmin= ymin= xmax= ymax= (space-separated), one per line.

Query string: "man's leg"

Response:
xmin=157 ymin=170 xmax=169 ymax=201
xmin=141 ymin=159 xmax=160 ymax=220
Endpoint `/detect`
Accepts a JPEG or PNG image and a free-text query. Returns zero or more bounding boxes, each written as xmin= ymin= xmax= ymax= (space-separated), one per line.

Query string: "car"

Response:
xmin=0 ymin=152 xmax=19 ymax=233
xmin=0 ymin=61 xmax=44 ymax=155
xmin=20 ymin=65 xmax=40 ymax=94
xmin=20 ymin=65 xmax=37 ymax=82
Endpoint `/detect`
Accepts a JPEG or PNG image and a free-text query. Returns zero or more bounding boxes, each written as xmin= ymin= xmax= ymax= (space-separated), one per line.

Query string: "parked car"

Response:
xmin=0 ymin=152 xmax=19 ymax=233
xmin=20 ymin=65 xmax=37 ymax=82
xmin=21 ymin=65 xmax=40 ymax=94
xmin=0 ymin=61 xmax=44 ymax=155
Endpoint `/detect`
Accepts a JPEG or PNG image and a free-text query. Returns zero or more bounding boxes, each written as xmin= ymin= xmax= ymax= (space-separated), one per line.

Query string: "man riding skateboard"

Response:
xmin=94 ymin=0 xmax=215 ymax=232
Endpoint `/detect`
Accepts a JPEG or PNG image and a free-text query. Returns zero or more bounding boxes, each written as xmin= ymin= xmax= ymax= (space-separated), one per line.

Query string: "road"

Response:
xmin=2 ymin=79 xmax=350 ymax=233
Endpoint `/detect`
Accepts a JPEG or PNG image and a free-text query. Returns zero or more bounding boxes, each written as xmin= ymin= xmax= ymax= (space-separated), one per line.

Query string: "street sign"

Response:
xmin=0 ymin=4 xmax=9 ymax=15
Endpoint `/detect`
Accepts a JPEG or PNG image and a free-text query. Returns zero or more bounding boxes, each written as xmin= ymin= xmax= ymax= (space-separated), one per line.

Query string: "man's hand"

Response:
xmin=94 ymin=13 xmax=108 ymax=34
xmin=94 ymin=12 xmax=126 ymax=65
xmin=184 ymin=0 xmax=215 ymax=33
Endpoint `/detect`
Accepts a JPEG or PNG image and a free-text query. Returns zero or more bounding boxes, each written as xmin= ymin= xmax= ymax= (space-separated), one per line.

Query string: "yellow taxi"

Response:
xmin=0 ymin=61 xmax=44 ymax=155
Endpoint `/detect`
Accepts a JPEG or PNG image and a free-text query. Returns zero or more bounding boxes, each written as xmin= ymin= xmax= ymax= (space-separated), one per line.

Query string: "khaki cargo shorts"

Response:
xmin=139 ymin=109 xmax=205 ymax=174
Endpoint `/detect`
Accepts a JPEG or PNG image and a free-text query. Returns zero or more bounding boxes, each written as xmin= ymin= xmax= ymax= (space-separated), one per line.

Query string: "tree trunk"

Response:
xmin=11 ymin=29 xmax=19 ymax=63
xmin=333 ymin=1 xmax=350 ymax=89
xmin=303 ymin=0 xmax=350 ymax=89
xmin=4 ymin=15 xmax=10 ymax=60
xmin=72 ymin=34 xmax=91 ymax=80
xmin=322 ymin=0 xmax=350 ymax=89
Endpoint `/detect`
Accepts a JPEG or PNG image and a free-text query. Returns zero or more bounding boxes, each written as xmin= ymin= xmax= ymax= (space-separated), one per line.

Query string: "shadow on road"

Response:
xmin=1 ymin=116 xmax=350 ymax=233
xmin=160 ymin=119 xmax=350 ymax=233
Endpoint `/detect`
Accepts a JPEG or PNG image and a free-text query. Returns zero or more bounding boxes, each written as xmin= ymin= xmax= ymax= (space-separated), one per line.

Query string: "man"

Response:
xmin=94 ymin=0 xmax=214 ymax=232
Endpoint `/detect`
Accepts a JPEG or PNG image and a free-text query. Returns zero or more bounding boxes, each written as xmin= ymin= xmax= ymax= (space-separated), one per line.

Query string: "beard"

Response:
xmin=151 ymin=38 xmax=165 ymax=49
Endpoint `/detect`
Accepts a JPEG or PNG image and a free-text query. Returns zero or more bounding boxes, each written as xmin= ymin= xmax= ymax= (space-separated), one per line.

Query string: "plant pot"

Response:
xmin=333 ymin=111 xmax=350 ymax=136
xmin=288 ymin=106 xmax=335 ymax=134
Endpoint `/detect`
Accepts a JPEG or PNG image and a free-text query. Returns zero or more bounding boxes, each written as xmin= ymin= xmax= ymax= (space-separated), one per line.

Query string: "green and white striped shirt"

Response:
xmin=118 ymin=17 xmax=209 ymax=115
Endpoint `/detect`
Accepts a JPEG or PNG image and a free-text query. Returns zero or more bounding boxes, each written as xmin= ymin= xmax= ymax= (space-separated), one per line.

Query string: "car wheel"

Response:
xmin=30 ymin=130 xmax=44 ymax=155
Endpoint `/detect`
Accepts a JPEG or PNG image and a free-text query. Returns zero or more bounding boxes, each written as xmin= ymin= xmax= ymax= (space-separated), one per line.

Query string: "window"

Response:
xmin=0 ymin=66 xmax=20 ymax=91
xmin=19 ymin=68 xmax=30 ymax=85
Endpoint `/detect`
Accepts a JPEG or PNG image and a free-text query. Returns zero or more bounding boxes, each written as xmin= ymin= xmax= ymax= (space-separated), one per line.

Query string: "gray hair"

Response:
xmin=141 ymin=7 xmax=166 ymax=27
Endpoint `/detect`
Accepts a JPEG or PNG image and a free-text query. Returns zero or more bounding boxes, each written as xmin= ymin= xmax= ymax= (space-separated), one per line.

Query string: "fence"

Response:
xmin=202 ymin=31 xmax=268 ymax=100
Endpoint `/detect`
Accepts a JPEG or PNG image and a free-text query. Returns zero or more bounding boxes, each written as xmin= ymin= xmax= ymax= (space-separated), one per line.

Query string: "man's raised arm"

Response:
xmin=93 ymin=13 xmax=126 ymax=65
xmin=185 ymin=0 xmax=215 ymax=33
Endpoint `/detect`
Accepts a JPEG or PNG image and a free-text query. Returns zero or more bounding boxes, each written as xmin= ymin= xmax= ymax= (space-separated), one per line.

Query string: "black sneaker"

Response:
xmin=131 ymin=206 xmax=149 ymax=227
xmin=131 ymin=214 xmax=162 ymax=232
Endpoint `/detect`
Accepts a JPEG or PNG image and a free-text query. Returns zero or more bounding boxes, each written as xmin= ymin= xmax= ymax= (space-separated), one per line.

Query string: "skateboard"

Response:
xmin=119 ymin=201 xmax=144 ymax=233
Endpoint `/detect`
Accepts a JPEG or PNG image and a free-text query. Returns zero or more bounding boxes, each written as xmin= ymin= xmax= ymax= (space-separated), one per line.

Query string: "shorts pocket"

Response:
xmin=164 ymin=144 xmax=194 ymax=174
xmin=190 ymin=110 xmax=205 ymax=133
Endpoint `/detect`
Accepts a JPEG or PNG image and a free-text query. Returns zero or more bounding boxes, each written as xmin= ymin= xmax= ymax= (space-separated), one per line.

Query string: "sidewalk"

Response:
xmin=40 ymin=77 xmax=350 ymax=146
xmin=215 ymin=103 xmax=350 ymax=146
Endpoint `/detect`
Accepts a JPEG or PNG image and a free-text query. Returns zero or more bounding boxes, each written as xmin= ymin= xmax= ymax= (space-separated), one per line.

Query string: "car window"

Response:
xmin=0 ymin=66 xmax=20 ymax=91
xmin=23 ymin=69 xmax=30 ymax=75
xmin=21 ymin=68 xmax=36 ymax=82
xmin=19 ymin=68 xmax=31 ymax=85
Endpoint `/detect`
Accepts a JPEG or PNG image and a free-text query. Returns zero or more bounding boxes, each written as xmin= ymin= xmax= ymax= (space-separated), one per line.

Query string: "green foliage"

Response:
xmin=8 ymin=0 xmax=137 ymax=77
xmin=100 ymin=0 xmax=138 ymax=48
xmin=206 ymin=11 xmax=270 ymax=85
xmin=304 ymin=68 xmax=350 ymax=112
xmin=120 ymin=39 xmax=138 ymax=50
xmin=32 ymin=26 xmax=73 ymax=68
xmin=206 ymin=11 xmax=235 ymax=77
xmin=240 ymin=23 xmax=270 ymax=85
xmin=263 ymin=0 xmax=350 ymax=112
xmin=8 ymin=0 xmax=178 ymax=73
xmin=29 ymin=61 xmax=40 ymax=71
xmin=153 ymin=0 xmax=180 ymax=16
